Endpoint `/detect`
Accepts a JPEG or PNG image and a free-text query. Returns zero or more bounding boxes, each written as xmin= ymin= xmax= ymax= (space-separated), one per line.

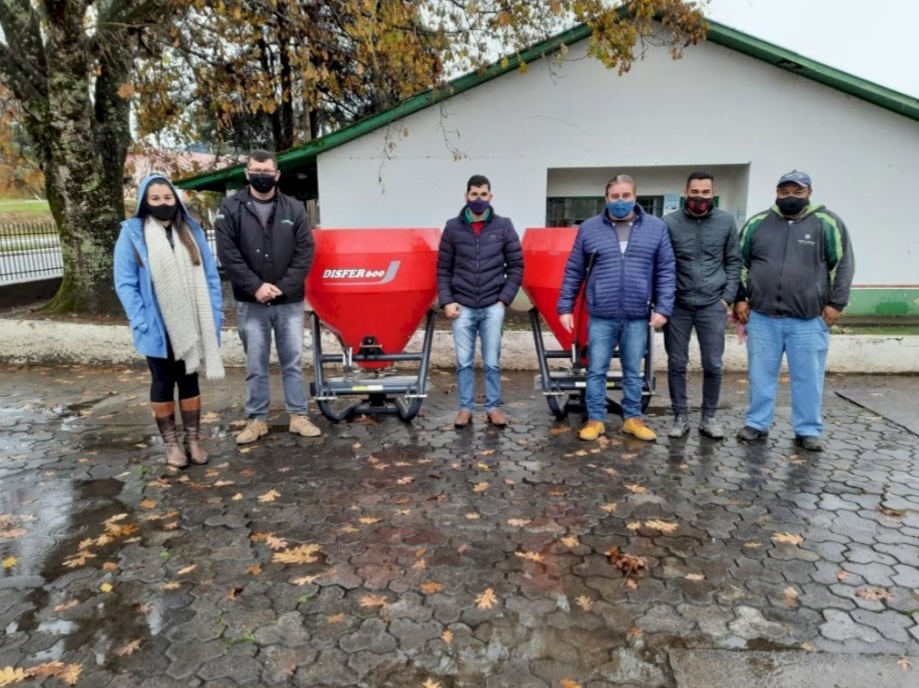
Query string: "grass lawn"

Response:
xmin=0 ymin=199 xmax=54 ymax=224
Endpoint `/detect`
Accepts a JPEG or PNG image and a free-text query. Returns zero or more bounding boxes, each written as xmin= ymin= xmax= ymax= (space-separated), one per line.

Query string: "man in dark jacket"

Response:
xmin=215 ymin=149 xmax=320 ymax=444
xmin=558 ymin=174 xmax=676 ymax=442
xmin=437 ymin=174 xmax=524 ymax=428
xmin=663 ymin=171 xmax=741 ymax=440
xmin=734 ymin=171 xmax=855 ymax=452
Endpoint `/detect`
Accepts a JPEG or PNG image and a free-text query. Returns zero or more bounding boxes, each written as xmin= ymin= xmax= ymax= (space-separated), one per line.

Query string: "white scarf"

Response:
xmin=144 ymin=216 xmax=224 ymax=379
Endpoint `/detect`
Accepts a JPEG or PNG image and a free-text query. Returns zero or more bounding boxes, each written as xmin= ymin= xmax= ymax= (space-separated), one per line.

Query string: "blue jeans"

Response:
xmin=237 ymin=301 xmax=309 ymax=419
xmin=744 ymin=310 xmax=830 ymax=437
xmin=586 ymin=317 xmax=648 ymax=421
xmin=451 ymin=303 xmax=505 ymax=412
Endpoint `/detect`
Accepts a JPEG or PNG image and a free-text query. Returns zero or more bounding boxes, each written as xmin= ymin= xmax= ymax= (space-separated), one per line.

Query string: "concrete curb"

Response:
xmin=1 ymin=317 xmax=917 ymax=373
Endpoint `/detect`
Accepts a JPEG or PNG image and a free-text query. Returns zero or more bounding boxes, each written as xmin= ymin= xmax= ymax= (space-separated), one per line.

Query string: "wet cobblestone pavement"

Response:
xmin=1 ymin=364 xmax=918 ymax=687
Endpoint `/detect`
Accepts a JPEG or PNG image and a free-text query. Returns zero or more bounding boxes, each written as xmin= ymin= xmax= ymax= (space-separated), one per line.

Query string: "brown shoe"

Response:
xmin=179 ymin=396 xmax=209 ymax=465
xmin=152 ymin=401 xmax=188 ymax=468
xmin=486 ymin=409 xmax=508 ymax=427
xmin=454 ymin=410 xmax=473 ymax=428
xmin=236 ymin=419 xmax=268 ymax=445
xmin=289 ymin=414 xmax=321 ymax=437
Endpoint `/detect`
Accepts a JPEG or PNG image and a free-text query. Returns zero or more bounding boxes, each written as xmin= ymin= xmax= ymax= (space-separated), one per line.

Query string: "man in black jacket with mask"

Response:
xmin=215 ymin=149 xmax=321 ymax=444
xmin=437 ymin=175 xmax=523 ymax=428
xmin=663 ymin=171 xmax=741 ymax=440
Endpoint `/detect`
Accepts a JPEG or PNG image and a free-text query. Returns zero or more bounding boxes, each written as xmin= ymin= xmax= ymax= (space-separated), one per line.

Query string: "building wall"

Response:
xmin=317 ymin=35 xmax=919 ymax=313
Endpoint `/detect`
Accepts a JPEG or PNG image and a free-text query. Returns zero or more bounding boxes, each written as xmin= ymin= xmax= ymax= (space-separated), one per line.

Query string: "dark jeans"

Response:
xmin=146 ymin=340 xmax=200 ymax=403
xmin=663 ymin=301 xmax=727 ymax=417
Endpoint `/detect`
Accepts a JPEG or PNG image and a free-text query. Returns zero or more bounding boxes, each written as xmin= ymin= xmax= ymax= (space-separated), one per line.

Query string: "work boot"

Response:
xmin=486 ymin=409 xmax=508 ymax=427
xmin=737 ymin=425 xmax=768 ymax=442
xmin=179 ymin=396 xmax=209 ymax=465
xmin=454 ymin=411 xmax=473 ymax=428
xmin=795 ymin=435 xmax=824 ymax=452
xmin=236 ymin=418 xmax=268 ymax=445
xmin=699 ymin=415 xmax=726 ymax=440
xmin=667 ymin=413 xmax=690 ymax=438
xmin=290 ymin=414 xmax=321 ymax=437
xmin=579 ymin=420 xmax=605 ymax=441
xmin=623 ymin=417 xmax=657 ymax=441
xmin=152 ymin=401 xmax=188 ymax=468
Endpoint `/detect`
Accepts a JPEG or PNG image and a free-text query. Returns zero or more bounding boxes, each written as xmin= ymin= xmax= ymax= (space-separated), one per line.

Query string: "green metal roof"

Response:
xmin=177 ymin=19 xmax=919 ymax=192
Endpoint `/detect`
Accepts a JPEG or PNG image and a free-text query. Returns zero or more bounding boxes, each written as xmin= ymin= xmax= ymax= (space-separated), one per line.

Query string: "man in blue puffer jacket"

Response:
xmin=437 ymin=174 xmax=524 ymax=428
xmin=558 ymin=175 xmax=676 ymax=442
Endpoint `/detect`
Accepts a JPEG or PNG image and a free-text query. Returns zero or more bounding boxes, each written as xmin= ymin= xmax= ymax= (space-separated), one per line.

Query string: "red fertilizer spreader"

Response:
xmin=305 ymin=228 xmax=439 ymax=422
xmin=521 ymin=227 xmax=655 ymax=419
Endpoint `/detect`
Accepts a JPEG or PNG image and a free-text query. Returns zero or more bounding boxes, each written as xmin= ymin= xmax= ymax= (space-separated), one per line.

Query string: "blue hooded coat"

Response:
xmin=113 ymin=175 xmax=224 ymax=358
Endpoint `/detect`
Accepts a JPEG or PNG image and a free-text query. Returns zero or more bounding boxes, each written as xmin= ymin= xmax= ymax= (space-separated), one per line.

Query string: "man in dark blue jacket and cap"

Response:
xmin=558 ymin=174 xmax=676 ymax=442
xmin=437 ymin=175 xmax=524 ymax=428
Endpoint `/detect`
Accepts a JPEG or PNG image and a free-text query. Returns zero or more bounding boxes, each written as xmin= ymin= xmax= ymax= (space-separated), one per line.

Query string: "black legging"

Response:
xmin=146 ymin=341 xmax=200 ymax=402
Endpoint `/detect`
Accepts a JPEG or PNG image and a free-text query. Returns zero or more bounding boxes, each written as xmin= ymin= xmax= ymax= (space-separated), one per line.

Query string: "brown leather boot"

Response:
xmin=179 ymin=397 xmax=209 ymax=465
xmin=152 ymin=401 xmax=189 ymax=468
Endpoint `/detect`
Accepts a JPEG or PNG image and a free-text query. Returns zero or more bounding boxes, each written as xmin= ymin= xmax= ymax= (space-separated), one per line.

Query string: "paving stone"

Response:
xmin=819 ymin=609 xmax=883 ymax=643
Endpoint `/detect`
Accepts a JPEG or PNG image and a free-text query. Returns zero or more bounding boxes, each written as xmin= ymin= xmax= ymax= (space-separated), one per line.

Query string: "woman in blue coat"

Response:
xmin=114 ymin=174 xmax=225 ymax=468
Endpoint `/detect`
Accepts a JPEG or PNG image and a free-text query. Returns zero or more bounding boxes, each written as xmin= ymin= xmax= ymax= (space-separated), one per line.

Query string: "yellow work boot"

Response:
xmin=290 ymin=414 xmax=321 ymax=437
xmin=579 ymin=420 xmax=606 ymax=441
xmin=623 ymin=417 xmax=657 ymax=442
xmin=236 ymin=419 xmax=268 ymax=445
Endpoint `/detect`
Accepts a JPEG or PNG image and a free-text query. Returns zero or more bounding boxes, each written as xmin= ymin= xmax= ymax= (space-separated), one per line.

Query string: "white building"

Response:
xmin=181 ymin=20 xmax=919 ymax=317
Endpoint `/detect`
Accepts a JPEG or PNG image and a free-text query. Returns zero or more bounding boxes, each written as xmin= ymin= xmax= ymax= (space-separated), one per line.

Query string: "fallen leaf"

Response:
xmin=783 ymin=586 xmax=799 ymax=609
xmin=628 ymin=626 xmax=643 ymax=638
xmin=413 ymin=558 xmax=427 ymax=570
xmin=273 ymin=544 xmax=322 ymax=565
xmin=479 ymin=449 xmax=496 ymax=457
xmin=800 ymin=642 xmax=816 ymax=652
xmin=879 ymin=507 xmax=905 ymax=519
xmin=176 ymin=564 xmax=198 ymax=576
xmin=837 ymin=570 xmax=849 ymax=582
xmin=743 ymin=542 xmax=762 ymax=549
xmin=560 ymin=680 xmax=582 ymax=688
xmin=475 ymin=463 xmax=492 ymax=472
xmin=265 ymin=534 xmax=289 ymax=551
xmin=441 ymin=629 xmax=453 ymax=644
xmin=115 ymin=639 xmax=142 ymax=657
xmin=420 ymin=582 xmax=444 ymax=594
xmin=465 ymin=513 xmax=481 ymax=520
xmin=515 ymin=551 xmax=544 ymax=563
xmin=340 ymin=525 xmax=359 ymax=534
xmin=60 ymin=663 xmax=82 ymax=686
xmin=644 ymin=519 xmax=678 ymax=534
xmin=685 ymin=573 xmax=706 ymax=581
xmin=99 ymin=582 xmax=113 ymax=593
xmin=327 ymin=613 xmax=345 ymax=624
xmin=247 ymin=565 xmax=263 ymax=575
xmin=2 ymin=556 xmax=17 ymax=569
xmin=771 ymin=532 xmax=804 ymax=545
xmin=575 ymin=595 xmax=594 ymax=612
xmin=620 ymin=453 xmax=638 ymax=460
xmin=358 ymin=517 xmax=381 ymax=525
xmin=359 ymin=594 xmax=388 ymax=608
xmin=0 ymin=527 xmax=27 ymax=539
xmin=0 ymin=666 xmax=28 ymax=684
xmin=291 ymin=573 xmax=322 ymax=586
xmin=227 ymin=586 xmax=244 ymax=601
xmin=610 ymin=550 xmax=646 ymax=577
xmin=232 ymin=493 xmax=244 ymax=501
xmin=213 ymin=480 xmax=236 ymax=488
xmin=560 ymin=535 xmax=580 ymax=548
xmin=258 ymin=489 xmax=281 ymax=503
xmin=897 ymin=657 xmax=912 ymax=671
xmin=600 ymin=503 xmax=619 ymax=514
xmin=507 ymin=519 xmax=531 ymax=527
xmin=54 ymin=599 xmax=80 ymax=612
xmin=625 ymin=484 xmax=647 ymax=494
xmin=475 ymin=588 xmax=498 ymax=610
xmin=102 ymin=562 xmax=119 ymax=571
xmin=549 ymin=426 xmax=571 ymax=435
xmin=855 ymin=587 xmax=893 ymax=602
xmin=163 ymin=521 xmax=179 ymax=531
xmin=160 ymin=581 xmax=182 ymax=590
xmin=395 ymin=476 xmax=414 ymax=485
xmin=239 ymin=468 xmax=256 ymax=477
xmin=139 ymin=499 xmax=157 ymax=510
xmin=472 ymin=482 xmax=489 ymax=493
xmin=626 ymin=521 xmax=642 ymax=531
xmin=625 ymin=579 xmax=638 ymax=590
xmin=423 ymin=679 xmax=442 ymax=688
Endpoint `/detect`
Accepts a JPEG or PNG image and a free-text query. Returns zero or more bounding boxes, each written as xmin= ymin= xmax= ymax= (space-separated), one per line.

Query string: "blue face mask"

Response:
xmin=468 ymin=198 xmax=490 ymax=215
xmin=607 ymin=200 xmax=635 ymax=219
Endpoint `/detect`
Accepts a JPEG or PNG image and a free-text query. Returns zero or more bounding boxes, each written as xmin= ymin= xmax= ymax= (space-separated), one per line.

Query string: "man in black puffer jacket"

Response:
xmin=437 ymin=175 xmax=524 ymax=428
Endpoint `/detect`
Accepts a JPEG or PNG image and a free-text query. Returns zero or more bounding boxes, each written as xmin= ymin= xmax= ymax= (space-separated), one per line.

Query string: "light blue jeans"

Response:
xmin=744 ymin=310 xmax=830 ymax=437
xmin=586 ymin=317 xmax=648 ymax=421
xmin=451 ymin=303 xmax=505 ymax=412
xmin=237 ymin=301 xmax=308 ymax=420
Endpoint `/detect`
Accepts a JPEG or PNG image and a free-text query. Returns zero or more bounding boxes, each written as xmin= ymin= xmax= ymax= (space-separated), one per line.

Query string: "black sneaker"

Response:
xmin=737 ymin=425 xmax=768 ymax=442
xmin=795 ymin=435 xmax=824 ymax=452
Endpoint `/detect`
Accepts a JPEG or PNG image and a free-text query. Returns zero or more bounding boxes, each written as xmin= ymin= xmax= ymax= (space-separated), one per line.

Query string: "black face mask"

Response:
xmin=776 ymin=196 xmax=809 ymax=217
xmin=249 ymin=173 xmax=277 ymax=194
xmin=148 ymin=203 xmax=178 ymax=222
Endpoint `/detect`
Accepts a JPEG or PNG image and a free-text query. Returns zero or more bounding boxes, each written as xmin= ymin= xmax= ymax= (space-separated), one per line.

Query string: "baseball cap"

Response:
xmin=777 ymin=170 xmax=812 ymax=187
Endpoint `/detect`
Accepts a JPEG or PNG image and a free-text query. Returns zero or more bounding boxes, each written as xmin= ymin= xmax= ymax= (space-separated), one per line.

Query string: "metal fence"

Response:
xmin=0 ymin=222 xmax=220 ymax=286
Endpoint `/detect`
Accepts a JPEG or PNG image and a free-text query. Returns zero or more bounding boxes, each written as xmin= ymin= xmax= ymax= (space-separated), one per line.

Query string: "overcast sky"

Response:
xmin=704 ymin=0 xmax=919 ymax=97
